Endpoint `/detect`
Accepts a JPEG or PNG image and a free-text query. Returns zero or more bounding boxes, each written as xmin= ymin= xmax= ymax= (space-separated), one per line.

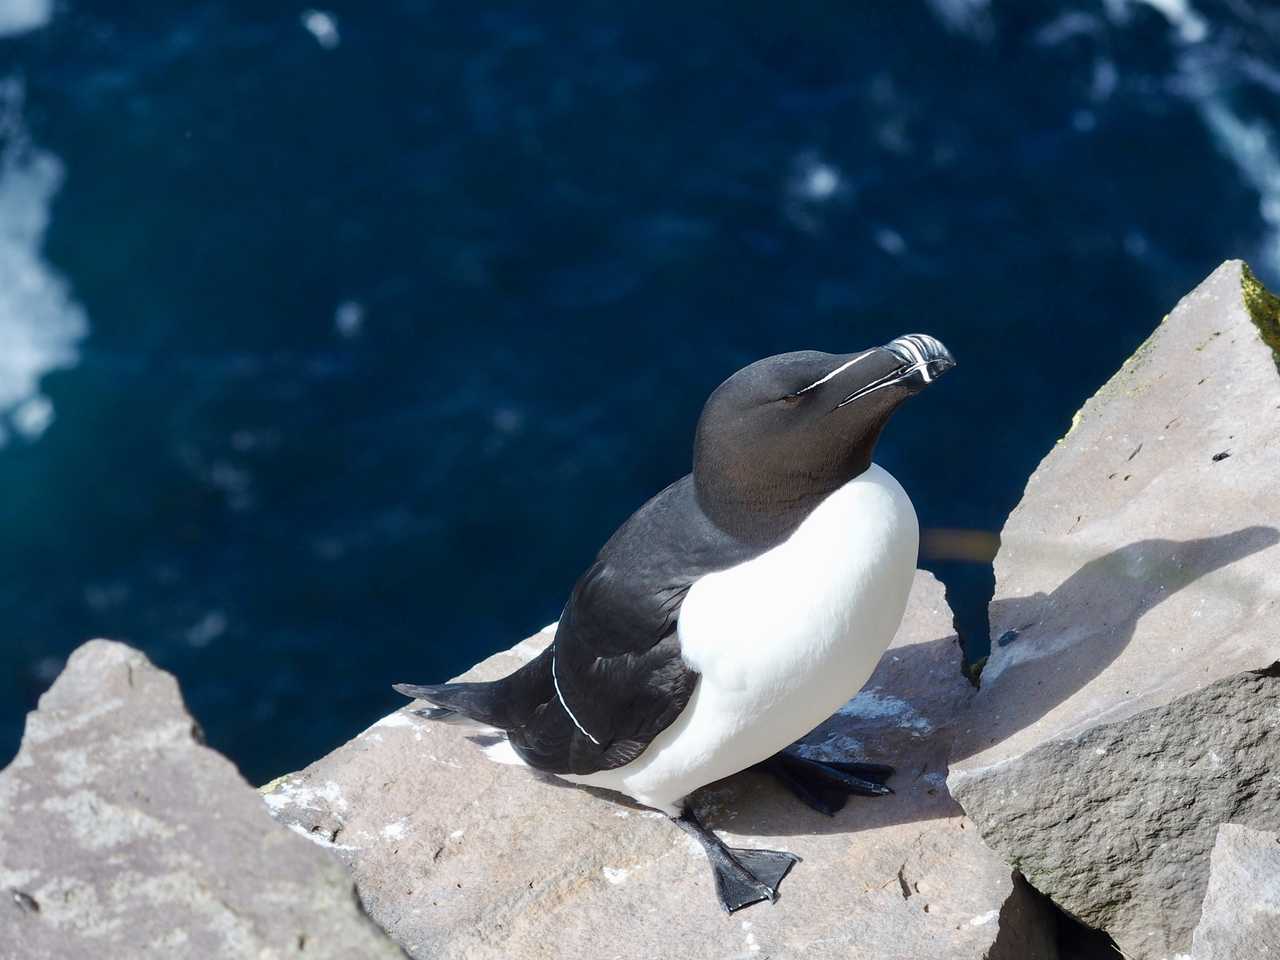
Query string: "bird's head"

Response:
xmin=692 ymin=334 xmax=956 ymax=542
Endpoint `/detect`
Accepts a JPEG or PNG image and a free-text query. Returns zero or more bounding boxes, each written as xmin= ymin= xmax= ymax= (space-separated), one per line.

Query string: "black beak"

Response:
xmin=835 ymin=334 xmax=956 ymax=408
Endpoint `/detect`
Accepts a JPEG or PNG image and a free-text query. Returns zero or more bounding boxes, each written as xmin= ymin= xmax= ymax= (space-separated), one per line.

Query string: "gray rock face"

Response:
xmin=264 ymin=572 xmax=1057 ymax=960
xmin=0 ymin=640 xmax=404 ymax=960
xmin=948 ymin=260 xmax=1280 ymax=959
xmin=1190 ymin=823 xmax=1280 ymax=959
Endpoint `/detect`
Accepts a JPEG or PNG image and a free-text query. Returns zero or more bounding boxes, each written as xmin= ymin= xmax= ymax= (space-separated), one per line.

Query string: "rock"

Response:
xmin=0 ymin=640 xmax=404 ymax=960
xmin=1190 ymin=823 xmax=1280 ymax=958
xmin=947 ymin=260 xmax=1280 ymax=958
xmin=263 ymin=571 xmax=1057 ymax=960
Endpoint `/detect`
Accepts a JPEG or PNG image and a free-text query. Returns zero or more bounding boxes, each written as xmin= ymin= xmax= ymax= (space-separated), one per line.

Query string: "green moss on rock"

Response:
xmin=1241 ymin=262 xmax=1280 ymax=371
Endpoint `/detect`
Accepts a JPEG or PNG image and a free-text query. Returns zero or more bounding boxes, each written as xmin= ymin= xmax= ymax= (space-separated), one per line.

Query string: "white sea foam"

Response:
xmin=334 ymin=299 xmax=364 ymax=338
xmin=301 ymin=9 xmax=340 ymax=50
xmin=1034 ymin=12 xmax=1102 ymax=48
xmin=1126 ymin=0 xmax=1280 ymax=274
xmin=1198 ymin=100 xmax=1280 ymax=274
xmin=184 ymin=610 xmax=228 ymax=648
xmin=789 ymin=154 xmax=843 ymax=204
xmin=1128 ymin=0 xmax=1209 ymax=44
xmin=0 ymin=0 xmax=51 ymax=37
xmin=926 ymin=0 xmax=993 ymax=39
xmin=0 ymin=79 xmax=88 ymax=447
xmin=874 ymin=228 xmax=907 ymax=257
xmin=1057 ymin=0 xmax=1280 ymax=275
xmin=799 ymin=162 xmax=839 ymax=201
xmin=784 ymin=153 xmax=849 ymax=232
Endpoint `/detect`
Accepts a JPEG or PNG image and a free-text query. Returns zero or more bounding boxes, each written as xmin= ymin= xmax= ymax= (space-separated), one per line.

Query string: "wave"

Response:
xmin=300 ymin=9 xmax=340 ymax=50
xmin=0 ymin=79 xmax=89 ymax=446
xmin=1134 ymin=0 xmax=1280 ymax=275
xmin=925 ymin=0 xmax=993 ymax=39
xmin=934 ymin=0 xmax=1280 ymax=278
xmin=0 ymin=0 xmax=50 ymax=37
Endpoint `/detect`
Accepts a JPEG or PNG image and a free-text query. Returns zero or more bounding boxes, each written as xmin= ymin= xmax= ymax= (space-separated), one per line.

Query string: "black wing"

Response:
xmin=503 ymin=475 xmax=757 ymax=776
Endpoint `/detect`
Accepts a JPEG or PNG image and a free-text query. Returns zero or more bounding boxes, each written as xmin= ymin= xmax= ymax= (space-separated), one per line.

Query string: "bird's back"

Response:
xmin=500 ymin=474 xmax=759 ymax=774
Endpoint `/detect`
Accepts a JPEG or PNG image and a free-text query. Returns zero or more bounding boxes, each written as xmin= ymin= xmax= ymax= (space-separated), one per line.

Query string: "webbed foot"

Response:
xmin=760 ymin=749 xmax=895 ymax=816
xmin=673 ymin=808 xmax=799 ymax=913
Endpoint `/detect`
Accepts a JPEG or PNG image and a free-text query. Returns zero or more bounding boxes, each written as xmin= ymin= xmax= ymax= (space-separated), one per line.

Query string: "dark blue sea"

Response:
xmin=2 ymin=0 xmax=1278 ymax=784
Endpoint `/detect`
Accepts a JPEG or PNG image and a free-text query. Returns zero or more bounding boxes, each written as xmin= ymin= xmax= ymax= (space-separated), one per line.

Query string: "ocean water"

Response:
xmin=1 ymin=0 xmax=1278 ymax=785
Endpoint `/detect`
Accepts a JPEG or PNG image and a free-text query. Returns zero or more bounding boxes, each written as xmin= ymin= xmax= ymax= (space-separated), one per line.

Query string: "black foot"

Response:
xmin=760 ymin=750 xmax=895 ymax=816
xmin=673 ymin=809 xmax=799 ymax=913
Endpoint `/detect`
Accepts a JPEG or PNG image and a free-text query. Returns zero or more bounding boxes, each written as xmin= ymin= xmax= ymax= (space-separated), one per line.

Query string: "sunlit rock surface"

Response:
xmin=1189 ymin=823 xmax=1280 ymax=959
xmin=948 ymin=260 xmax=1280 ymax=959
xmin=263 ymin=572 xmax=1056 ymax=960
xmin=0 ymin=641 xmax=404 ymax=959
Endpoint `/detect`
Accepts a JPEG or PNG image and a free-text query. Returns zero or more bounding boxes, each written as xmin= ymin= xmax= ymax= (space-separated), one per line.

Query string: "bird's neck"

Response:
xmin=693 ymin=451 xmax=876 ymax=548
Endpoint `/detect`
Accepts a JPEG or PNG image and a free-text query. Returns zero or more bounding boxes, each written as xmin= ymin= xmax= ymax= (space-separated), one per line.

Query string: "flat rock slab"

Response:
xmin=948 ymin=260 xmax=1280 ymax=959
xmin=263 ymin=571 xmax=1056 ymax=960
xmin=0 ymin=640 xmax=404 ymax=960
xmin=1190 ymin=823 xmax=1280 ymax=959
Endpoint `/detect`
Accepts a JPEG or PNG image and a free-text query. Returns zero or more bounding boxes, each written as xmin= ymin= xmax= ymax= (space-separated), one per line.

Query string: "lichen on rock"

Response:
xmin=1240 ymin=261 xmax=1280 ymax=369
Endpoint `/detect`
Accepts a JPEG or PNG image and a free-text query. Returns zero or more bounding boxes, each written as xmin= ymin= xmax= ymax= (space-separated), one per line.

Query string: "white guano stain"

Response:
xmin=317 ymin=780 xmax=348 ymax=811
xmin=369 ymin=711 xmax=416 ymax=731
xmin=260 ymin=778 xmax=348 ymax=815
xmin=837 ymin=689 xmax=933 ymax=734
xmin=602 ymin=866 xmax=630 ymax=885
xmin=286 ymin=822 xmax=358 ymax=851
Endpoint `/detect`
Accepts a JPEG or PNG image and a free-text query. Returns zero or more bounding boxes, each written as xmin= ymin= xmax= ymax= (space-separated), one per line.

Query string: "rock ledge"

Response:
xmin=949 ymin=259 xmax=1280 ymax=959
xmin=264 ymin=572 xmax=1057 ymax=960
xmin=0 ymin=640 xmax=404 ymax=959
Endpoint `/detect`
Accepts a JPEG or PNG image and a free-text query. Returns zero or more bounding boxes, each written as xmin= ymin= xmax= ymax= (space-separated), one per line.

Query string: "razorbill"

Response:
xmin=395 ymin=334 xmax=956 ymax=913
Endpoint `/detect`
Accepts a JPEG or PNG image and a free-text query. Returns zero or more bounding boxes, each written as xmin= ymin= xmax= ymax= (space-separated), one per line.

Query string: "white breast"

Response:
xmin=560 ymin=462 xmax=919 ymax=815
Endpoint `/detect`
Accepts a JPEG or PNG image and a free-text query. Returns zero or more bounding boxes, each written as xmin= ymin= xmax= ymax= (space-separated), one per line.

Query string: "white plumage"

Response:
xmin=560 ymin=462 xmax=918 ymax=814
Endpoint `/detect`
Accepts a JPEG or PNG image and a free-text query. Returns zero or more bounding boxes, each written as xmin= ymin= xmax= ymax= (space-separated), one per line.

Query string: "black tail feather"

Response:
xmin=392 ymin=681 xmax=511 ymax=729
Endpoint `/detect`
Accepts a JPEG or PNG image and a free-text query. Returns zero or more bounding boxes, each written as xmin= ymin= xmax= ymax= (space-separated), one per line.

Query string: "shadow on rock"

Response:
xmin=955 ymin=524 xmax=1279 ymax=762
xmin=715 ymin=526 xmax=1279 ymax=838
xmin=464 ymin=529 xmax=1276 ymax=842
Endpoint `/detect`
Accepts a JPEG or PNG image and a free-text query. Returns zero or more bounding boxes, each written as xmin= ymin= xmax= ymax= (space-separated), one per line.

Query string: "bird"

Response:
xmin=394 ymin=334 xmax=956 ymax=913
